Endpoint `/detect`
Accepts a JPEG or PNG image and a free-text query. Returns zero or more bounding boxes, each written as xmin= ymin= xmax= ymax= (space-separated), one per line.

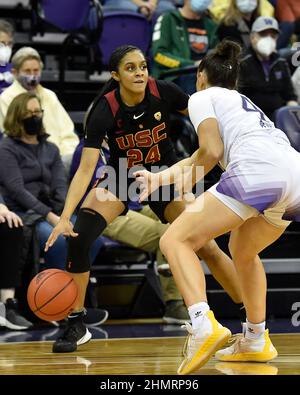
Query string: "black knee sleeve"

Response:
xmin=66 ymin=208 xmax=107 ymax=273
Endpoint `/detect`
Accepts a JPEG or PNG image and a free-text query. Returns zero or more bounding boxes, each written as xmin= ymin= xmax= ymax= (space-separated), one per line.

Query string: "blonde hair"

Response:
xmin=11 ymin=47 xmax=44 ymax=71
xmin=4 ymin=92 xmax=45 ymax=138
xmin=223 ymin=0 xmax=261 ymax=26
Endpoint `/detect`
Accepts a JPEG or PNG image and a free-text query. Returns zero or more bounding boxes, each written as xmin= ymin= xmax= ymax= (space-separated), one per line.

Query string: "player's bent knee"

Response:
xmin=66 ymin=208 xmax=108 ymax=273
xmin=229 ymin=241 xmax=256 ymax=265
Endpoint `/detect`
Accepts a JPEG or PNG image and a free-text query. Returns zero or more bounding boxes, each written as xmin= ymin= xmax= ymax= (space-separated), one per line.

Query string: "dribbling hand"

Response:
xmin=44 ymin=218 xmax=78 ymax=252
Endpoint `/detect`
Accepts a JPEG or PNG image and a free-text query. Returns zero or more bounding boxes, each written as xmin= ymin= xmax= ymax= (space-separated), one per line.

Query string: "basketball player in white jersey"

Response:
xmin=134 ymin=39 xmax=300 ymax=374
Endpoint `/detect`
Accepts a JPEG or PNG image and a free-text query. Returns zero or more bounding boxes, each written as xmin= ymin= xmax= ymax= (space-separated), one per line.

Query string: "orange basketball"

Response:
xmin=27 ymin=269 xmax=78 ymax=322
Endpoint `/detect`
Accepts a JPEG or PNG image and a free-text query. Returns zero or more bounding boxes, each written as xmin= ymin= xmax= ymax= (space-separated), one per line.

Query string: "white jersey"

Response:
xmin=188 ymin=87 xmax=300 ymax=222
xmin=188 ymin=87 xmax=290 ymax=169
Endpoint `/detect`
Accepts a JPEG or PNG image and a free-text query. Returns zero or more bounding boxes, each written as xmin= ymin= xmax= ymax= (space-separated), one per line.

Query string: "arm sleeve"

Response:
xmin=158 ymin=80 xmax=189 ymax=111
xmin=0 ymin=146 xmax=52 ymax=216
xmin=0 ymin=194 xmax=5 ymax=205
xmin=152 ymin=14 xmax=194 ymax=69
xmin=84 ymin=98 xmax=113 ymax=149
xmin=188 ymin=91 xmax=217 ymax=131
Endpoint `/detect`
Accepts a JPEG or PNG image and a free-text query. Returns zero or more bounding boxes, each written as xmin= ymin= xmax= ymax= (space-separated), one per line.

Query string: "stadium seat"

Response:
xmin=275 ymin=105 xmax=300 ymax=151
xmin=98 ymin=11 xmax=152 ymax=68
xmin=88 ymin=237 xmax=164 ymax=319
xmin=31 ymin=0 xmax=103 ymax=83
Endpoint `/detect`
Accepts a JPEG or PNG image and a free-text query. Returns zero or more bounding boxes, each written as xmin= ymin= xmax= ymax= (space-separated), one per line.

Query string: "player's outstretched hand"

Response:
xmin=45 ymin=218 xmax=78 ymax=252
xmin=133 ymin=169 xmax=160 ymax=202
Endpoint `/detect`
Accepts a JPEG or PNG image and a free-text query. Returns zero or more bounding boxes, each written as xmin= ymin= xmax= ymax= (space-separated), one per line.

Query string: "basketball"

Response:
xmin=27 ymin=269 xmax=78 ymax=322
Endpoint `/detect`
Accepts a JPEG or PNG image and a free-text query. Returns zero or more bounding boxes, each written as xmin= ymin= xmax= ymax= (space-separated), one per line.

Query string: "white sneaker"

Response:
xmin=177 ymin=310 xmax=231 ymax=375
xmin=215 ymin=330 xmax=278 ymax=362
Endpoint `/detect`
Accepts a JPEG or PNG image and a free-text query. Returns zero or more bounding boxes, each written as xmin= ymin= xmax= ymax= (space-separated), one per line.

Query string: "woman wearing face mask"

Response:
xmin=0 ymin=92 xmax=107 ymax=325
xmin=152 ymin=0 xmax=218 ymax=95
xmin=217 ymin=0 xmax=273 ymax=49
xmin=0 ymin=92 xmax=70 ymax=270
xmin=0 ymin=47 xmax=79 ymax=170
xmin=239 ymin=16 xmax=298 ymax=121
xmin=0 ymin=19 xmax=14 ymax=94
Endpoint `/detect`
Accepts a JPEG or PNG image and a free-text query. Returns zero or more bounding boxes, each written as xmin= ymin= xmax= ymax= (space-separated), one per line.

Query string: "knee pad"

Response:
xmin=66 ymin=208 xmax=107 ymax=273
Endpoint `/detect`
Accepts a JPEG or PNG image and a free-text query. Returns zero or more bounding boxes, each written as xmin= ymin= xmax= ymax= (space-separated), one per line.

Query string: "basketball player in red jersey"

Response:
xmin=45 ymin=45 xmax=243 ymax=354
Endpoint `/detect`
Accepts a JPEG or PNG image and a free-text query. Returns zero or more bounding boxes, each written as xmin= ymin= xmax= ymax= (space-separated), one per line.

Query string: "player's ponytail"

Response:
xmin=198 ymin=39 xmax=241 ymax=89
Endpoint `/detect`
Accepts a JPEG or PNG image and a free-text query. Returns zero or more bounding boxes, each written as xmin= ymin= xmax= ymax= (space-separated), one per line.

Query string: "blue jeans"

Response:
xmin=37 ymin=215 xmax=104 ymax=270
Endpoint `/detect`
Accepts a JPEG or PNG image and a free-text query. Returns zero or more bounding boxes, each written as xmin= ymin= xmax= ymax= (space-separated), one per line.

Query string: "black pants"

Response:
xmin=0 ymin=222 xmax=24 ymax=288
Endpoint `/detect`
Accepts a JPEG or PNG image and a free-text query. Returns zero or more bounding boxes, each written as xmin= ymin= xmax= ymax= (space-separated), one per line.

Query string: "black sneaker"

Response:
xmin=83 ymin=308 xmax=109 ymax=327
xmin=53 ymin=312 xmax=91 ymax=353
xmin=4 ymin=299 xmax=33 ymax=330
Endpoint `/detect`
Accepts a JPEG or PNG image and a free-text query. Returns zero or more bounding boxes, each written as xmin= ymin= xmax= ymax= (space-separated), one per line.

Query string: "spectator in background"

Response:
xmin=0 ymin=92 xmax=108 ymax=327
xmin=152 ymin=0 xmax=218 ymax=95
xmin=217 ymin=0 xmax=262 ymax=49
xmin=0 ymin=92 xmax=69 ymax=270
xmin=103 ymin=0 xmax=176 ymax=20
xmin=0 ymin=19 xmax=14 ymax=94
xmin=210 ymin=0 xmax=274 ymax=22
xmin=0 ymin=47 xmax=79 ymax=170
xmin=70 ymin=138 xmax=190 ymax=324
xmin=239 ymin=16 xmax=298 ymax=121
xmin=0 ymin=194 xmax=33 ymax=330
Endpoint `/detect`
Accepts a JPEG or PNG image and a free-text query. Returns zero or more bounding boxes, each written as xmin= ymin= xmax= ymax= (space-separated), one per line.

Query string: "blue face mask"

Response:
xmin=190 ymin=0 xmax=212 ymax=14
xmin=17 ymin=73 xmax=41 ymax=90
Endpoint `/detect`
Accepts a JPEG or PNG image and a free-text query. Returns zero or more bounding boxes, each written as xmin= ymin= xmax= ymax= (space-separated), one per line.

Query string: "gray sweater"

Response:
xmin=0 ymin=135 xmax=67 ymax=217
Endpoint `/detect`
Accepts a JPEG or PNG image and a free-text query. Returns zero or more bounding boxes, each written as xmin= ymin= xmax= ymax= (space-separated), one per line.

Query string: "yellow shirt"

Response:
xmin=209 ymin=0 xmax=274 ymax=22
xmin=0 ymin=80 xmax=79 ymax=156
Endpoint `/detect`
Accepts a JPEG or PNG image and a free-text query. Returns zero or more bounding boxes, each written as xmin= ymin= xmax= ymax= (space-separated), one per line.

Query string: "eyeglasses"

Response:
xmin=24 ymin=109 xmax=44 ymax=117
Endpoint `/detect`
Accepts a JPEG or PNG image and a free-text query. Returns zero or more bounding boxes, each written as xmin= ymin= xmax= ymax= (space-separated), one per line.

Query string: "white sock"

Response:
xmin=188 ymin=302 xmax=210 ymax=335
xmin=0 ymin=289 xmax=15 ymax=303
xmin=245 ymin=319 xmax=265 ymax=340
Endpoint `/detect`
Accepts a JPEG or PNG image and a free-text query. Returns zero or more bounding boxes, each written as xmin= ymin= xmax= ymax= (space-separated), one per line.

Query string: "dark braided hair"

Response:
xmin=198 ymin=40 xmax=242 ymax=90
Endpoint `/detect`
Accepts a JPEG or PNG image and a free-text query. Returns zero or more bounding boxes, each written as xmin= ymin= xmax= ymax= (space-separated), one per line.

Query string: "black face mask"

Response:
xmin=23 ymin=116 xmax=43 ymax=135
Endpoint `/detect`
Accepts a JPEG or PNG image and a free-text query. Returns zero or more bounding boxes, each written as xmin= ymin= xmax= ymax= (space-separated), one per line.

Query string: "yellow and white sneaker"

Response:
xmin=215 ymin=330 xmax=278 ymax=362
xmin=215 ymin=362 xmax=278 ymax=375
xmin=177 ymin=310 xmax=231 ymax=375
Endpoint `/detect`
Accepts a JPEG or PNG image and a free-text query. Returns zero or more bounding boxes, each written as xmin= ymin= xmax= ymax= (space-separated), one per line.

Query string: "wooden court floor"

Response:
xmin=0 ymin=333 xmax=299 ymax=375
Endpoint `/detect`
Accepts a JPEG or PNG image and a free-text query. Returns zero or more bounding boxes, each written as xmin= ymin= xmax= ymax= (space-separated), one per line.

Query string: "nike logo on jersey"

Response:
xmin=133 ymin=112 xmax=144 ymax=120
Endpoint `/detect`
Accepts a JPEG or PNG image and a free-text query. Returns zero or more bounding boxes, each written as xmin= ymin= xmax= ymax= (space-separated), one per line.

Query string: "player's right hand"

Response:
xmin=133 ymin=169 xmax=160 ymax=202
xmin=44 ymin=218 xmax=78 ymax=252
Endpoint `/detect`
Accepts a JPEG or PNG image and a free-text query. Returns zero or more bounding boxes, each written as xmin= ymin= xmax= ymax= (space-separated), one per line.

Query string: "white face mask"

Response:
xmin=190 ymin=0 xmax=212 ymax=14
xmin=236 ymin=0 xmax=257 ymax=14
xmin=256 ymin=36 xmax=276 ymax=57
xmin=0 ymin=45 xmax=12 ymax=66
